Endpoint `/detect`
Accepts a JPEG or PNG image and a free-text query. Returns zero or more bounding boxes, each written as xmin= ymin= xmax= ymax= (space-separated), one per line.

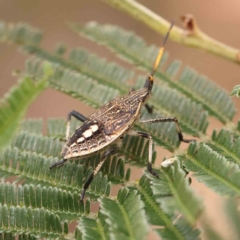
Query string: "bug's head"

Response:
xmin=144 ymin=20 xmax=174 ymax=93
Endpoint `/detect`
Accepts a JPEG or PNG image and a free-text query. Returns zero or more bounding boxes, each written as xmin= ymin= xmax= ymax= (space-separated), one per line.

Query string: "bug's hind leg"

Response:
xmin=66 ymin=110 xmax=87 ymax=140
xmin=49 ymin=159 xmax=67 ymax=170
xmin=140 ymin=117 xmax=196 ymax=143
xmin=80 ymin=146 xmax=119 ymax=201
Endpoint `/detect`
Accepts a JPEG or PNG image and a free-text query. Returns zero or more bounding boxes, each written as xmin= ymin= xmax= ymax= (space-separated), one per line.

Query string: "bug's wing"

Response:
xmin=103 ymin=108 xmax=135 ymax=135
xmin=91 ymin=96 xmax=142 ymax=135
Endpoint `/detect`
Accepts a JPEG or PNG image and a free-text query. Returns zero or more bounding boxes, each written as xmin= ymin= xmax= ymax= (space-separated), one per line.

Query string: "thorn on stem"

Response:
xmin=181 ymin=14 xmax=198 ymax=35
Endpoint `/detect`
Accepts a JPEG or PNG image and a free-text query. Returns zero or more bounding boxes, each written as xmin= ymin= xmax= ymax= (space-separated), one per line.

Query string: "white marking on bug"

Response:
xmin=77 ymin=137 xmax=84 ymax=143
xmin=161 ymin=157 xmax=177 ymax=168
xmin=83 ymin=129 xmax=93 ymax=138
xmin=90 ymin=124 xmax=99 ymax=132
xmin=71 ymin=143 xmax=76 ymax=148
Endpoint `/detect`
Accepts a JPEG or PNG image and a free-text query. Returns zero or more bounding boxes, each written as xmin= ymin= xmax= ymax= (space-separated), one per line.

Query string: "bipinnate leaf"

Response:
xmin=0 ymin=203 xmax=65 ymax=238
xmin=183 ymin=142 xmax=240 ymax=196
xmin=136 ymin=176 xmax=201 ymax=240
xmin=0 ymin=75 xmax=48 ymax=154
xmin=151 ymin=160 xmax=203 ymax=225
xmin=99 ymin=188 xmax=149 ymax=240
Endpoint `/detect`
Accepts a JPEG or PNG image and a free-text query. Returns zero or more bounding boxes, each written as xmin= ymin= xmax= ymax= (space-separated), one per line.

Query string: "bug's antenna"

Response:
xmin=144 ymin=20 xmax=174 ymax=91
xmin=151 ymin=20 xmax=174 ymax=76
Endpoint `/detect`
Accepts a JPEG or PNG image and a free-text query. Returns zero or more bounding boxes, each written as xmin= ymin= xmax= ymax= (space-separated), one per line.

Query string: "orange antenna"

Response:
xmin=151 ymin=20 xmax=174 ymax=77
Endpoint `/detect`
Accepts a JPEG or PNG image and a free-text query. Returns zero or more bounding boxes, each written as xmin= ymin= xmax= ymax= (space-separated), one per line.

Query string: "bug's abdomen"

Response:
xmin=61 ymin=119 xmax=115 ymax=159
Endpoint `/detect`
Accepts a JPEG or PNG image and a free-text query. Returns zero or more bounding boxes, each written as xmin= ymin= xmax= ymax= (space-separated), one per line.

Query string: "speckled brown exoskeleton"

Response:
xmin=50 ymin=21 xmax=194 ymax=201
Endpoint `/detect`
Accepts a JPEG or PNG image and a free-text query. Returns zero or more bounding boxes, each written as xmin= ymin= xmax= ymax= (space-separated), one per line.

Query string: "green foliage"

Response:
xmin=0 ymin=75 xmax=49 ymax=154
xmin=230 ymin=84 xmax=240 ymax=98
xmin=0 ymin=14 xmax=238 ymax=240
xmin=100 ymin=188 xmax=149 ymax=240
xmin=0 ymin=203 xmax=63 ymax=238
xmin=0 ymin=118 xmax=202 ymax=238
xmin=151 ymin=160 xmax=202 ymax=225
xmin=0 ymin=21 xmax=42 ymax=46
xmin=210 ymin=129 xmax=240 ymax=164
xmin=75 ymin=212 xmax=108 ymax=240
xmin=224 ymin=198 xmax=240 ymax=239
xmin=183 ymin=142 xmax=240 ymax=196
xmin=0 ymin=182 xmax=85 ymax=221
xmin=135 ymin=175 xmax=200 ymax=240
xmin=20 ymin=119 xmax=43 ymax=135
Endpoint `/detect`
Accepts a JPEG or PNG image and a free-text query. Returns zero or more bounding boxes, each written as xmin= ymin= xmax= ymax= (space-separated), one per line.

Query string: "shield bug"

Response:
xmin=50 ymin=21 xmax=194 ymax=201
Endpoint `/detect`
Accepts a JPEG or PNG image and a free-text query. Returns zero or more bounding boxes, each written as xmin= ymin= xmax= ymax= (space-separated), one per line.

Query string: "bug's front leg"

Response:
xmin=66 ymin=110 xmax=87 ymax=140
xmin=140 ymin=117 xmax=196 ymax=143
xmin=80 ymin=146 xmax=119 ymax=201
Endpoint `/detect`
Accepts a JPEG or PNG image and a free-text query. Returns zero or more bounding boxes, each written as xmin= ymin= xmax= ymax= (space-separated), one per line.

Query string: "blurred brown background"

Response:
xmin=1 ymin=0 xmax=240 ymax=239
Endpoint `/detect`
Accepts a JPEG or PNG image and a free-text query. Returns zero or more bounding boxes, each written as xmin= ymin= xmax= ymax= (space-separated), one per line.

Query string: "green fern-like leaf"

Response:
xmin=151 ymin=160 xmax=203 ymax=225
xmin=0 ymin=143 xmax=112 ymax=200
xmin=20 ymin=118 xmax=43 ymax=134
xmin=209 ymin=129 xmax=240 ymax=164
xmin=75 ymin=214 xmax=108 ymax=240
xmin=0 ymin=203 xmax=64 ymax=238
xmin=230 ymin=84 xmax=240 ymax=98
xmin=75 ymin=183 xmax=199 ymax=240
xmin=155 ymin=217 xmax=201 ymax=240
xmin=0 ymin=182 xmax=85 ymax=221
xmin=76 ymin=188 xmax=149 ymax=240
xmin=0 ymin=116 xmax=202 ymax=238
xmin=100 ymin=188 xmax=149 ymax=240
xmin=223 ymin=198 xmax=240 ymax=239
xmin=0 ymin=75 xmax=48 ymax=154
xmin=0 ymin=21 xmax=42 ymax=46
xmin=183 ymin=142 xmax=240 ymax=196
xmin=134 ymin=175 xmax=200 ymax=240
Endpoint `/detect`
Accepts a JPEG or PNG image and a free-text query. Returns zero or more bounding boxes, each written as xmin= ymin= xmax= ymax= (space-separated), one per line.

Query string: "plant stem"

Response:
xmin=102 ymin=0 xmax=240 ymax=64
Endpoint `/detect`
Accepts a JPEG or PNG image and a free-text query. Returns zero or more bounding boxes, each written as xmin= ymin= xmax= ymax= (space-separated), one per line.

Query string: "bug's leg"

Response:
xmin=49 ymin=159 xmax=67 ymax=170
xmin=140 ymin=117 xmax=195 ymax=143
xmin=80 ymin=146 xmax=119 ymax=201
xmin=144 ymin=103 xmax=154 ymax=114
xmin=66 ymin=110 xmax=87 ymax=140
xmin=137 ymin=131 xmax=159 ymax=178
xmin=129 ymin=131 xmax=159 ymax=178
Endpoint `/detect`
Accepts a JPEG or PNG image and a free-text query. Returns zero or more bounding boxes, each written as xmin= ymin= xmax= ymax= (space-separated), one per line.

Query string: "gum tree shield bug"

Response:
xmin=50 ymin=21 xmax=194 ymax=201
